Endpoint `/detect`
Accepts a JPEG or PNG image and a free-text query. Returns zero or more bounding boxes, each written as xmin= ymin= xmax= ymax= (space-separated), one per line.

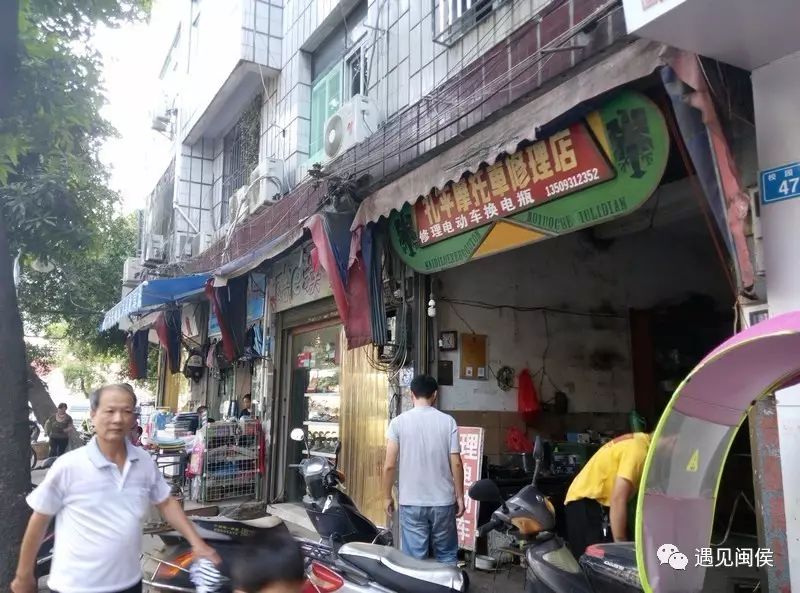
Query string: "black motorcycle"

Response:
xmin=469 ymin=436 xmax=642 ymax=593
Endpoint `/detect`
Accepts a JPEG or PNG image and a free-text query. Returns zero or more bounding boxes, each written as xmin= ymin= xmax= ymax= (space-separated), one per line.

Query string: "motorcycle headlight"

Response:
xmin=307 ymin=460 xmax=325 ymax=473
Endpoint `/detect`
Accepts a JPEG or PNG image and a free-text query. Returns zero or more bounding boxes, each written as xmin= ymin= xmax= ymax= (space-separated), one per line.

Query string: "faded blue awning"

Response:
xmin=101 ymin=274 xmax=210 ymax=331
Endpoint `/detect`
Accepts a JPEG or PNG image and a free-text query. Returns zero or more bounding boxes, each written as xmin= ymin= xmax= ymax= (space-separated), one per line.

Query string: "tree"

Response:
xmin=18 ymin=213 xmax=137 ymax=354
xmin=0 ymin=0 xmax=148 ymax=585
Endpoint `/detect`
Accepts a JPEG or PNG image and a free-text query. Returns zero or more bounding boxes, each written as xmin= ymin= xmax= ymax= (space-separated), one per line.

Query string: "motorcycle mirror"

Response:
xmin=533 ymin=436 xmax=544 ymax=461
xmin=290 ymin=428 xmax=305 ymax=442
xmin=468 ymin=479 xmax=504 ymax=503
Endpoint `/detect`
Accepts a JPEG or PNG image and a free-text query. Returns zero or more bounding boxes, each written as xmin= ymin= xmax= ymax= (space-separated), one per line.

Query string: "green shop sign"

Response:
xmin=389 ymin=90 xmax=670 ymax=273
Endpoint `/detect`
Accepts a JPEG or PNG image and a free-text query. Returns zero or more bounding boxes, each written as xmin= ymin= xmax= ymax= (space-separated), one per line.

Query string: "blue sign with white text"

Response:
xmin=761 ymin=162 xmax=800 ymax=205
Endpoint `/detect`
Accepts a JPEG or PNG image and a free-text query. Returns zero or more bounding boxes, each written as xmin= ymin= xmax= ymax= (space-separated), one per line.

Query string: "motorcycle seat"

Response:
xmin=339 ymin=543 xmax=467 ymax=593
xmin=190 ymin=515 xmax=288 ymax=541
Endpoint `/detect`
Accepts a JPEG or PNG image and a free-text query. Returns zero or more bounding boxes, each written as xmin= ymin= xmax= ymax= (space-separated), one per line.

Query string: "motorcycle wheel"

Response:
xmin=30 ymin=446 xmax=37 ymax=470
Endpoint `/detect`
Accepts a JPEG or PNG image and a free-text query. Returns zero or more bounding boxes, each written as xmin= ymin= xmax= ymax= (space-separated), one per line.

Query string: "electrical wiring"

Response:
xmin=440 ymin=296 xmax=625 ymax=319
xmin=325 ymin=0 xmax=620 ymax=184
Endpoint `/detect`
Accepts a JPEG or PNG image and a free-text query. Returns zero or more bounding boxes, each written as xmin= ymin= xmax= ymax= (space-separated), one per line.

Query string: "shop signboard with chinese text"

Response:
xmin=268 ymin=247 xmax=334 ymax=313
xmin=456 ymin=426 xmax=485 ymax=551
xmin=414 ymin=124 xmax=614 ymax=246
xmin=390 ymin=91 xmax=670 ymax=273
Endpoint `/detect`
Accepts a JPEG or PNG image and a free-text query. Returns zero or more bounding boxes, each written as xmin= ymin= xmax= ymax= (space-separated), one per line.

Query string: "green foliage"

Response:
xmin=0 ymin=0 xmax=150 ymax=245
xmin=25 ymin=340 xmax=57 ymax=375
xmin=1 ymin=0 xmax=149 ymax=360
xmin=18 ymin=214 xmax=137 ymax=356
xmin=61 ymin=357 xmax=112 ymax=396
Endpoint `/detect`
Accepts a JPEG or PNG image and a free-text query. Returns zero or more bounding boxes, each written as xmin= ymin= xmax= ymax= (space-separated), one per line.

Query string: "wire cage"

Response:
xmin=196 ymin=420 xmax=264 ymax=503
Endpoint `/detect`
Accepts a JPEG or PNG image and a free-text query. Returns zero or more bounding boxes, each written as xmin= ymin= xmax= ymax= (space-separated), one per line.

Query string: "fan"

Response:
xmin=324 ymin=113 xmax=345 ymax=158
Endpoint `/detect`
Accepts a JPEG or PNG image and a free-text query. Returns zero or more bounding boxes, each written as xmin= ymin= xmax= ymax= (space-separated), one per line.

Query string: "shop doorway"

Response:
xmin=284 ymin=320 xmax=342 ymax=503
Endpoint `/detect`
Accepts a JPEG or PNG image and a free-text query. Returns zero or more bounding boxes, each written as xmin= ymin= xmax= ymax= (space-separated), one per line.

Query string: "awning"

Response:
xmin=100 ymin=274 xmax=210 ymax=331
xmin=351 ymin=39 xmax=669 ymax=230
xmin=212 ymin=226 xmax=305 ymax=287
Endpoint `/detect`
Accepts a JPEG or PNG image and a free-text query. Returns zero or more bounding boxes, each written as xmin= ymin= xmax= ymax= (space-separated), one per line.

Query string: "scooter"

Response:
xmin=288 ymin=427 xmax=469 ymax=593
xmin=468 ymin=436 xmax=642 ymax=593
xmin=288 ymin=428 xmax=393 ymax=548
xmin=141 ymin=512 xmax=349 ymax=592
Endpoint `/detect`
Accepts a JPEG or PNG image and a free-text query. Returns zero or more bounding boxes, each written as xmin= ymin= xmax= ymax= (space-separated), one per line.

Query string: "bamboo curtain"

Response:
xmin=339 ymin=330 xmax=390 ymax=527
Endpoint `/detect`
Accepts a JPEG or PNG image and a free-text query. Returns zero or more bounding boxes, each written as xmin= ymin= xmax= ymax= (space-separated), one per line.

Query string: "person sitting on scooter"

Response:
xmin=231 ymin=531 xmax=305 ymax=593
xmin=563 ymin=432 xmax=651 ymax=557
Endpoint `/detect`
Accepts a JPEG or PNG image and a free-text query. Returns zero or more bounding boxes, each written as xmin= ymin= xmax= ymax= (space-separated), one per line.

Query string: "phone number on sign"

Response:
xmin=544 ymin=168 xmax=601 ymax=197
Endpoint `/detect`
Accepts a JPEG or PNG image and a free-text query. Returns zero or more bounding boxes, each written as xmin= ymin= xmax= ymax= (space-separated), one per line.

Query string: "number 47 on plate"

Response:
xmin=761 ymin=163 xmax=800 ymax=204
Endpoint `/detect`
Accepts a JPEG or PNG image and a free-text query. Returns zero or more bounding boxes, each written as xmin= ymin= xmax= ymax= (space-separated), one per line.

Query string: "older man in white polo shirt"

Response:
xmin=12 ymin=384 xmax=219 ymax=593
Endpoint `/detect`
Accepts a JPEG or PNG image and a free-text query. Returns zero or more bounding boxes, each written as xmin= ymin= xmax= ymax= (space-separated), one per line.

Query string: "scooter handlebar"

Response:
xmin=477 ymin=517 xmax=505 ymax=537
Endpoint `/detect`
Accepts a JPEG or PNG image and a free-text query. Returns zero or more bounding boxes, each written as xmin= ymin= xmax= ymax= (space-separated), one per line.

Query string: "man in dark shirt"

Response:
xmin=238 ymin=395 xmax=252 ymax=419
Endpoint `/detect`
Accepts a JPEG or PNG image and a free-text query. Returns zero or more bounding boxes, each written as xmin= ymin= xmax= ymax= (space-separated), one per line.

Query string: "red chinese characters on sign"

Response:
xmin=413 ymin=123 xmax=614 ymax=245
xmin=456 ymin=426 xmax=485 ymax=551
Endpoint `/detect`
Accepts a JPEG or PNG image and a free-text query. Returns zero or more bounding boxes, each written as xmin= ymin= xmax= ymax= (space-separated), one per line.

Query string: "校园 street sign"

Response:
xmin=761 ymin=162 xmax=800 ymax=205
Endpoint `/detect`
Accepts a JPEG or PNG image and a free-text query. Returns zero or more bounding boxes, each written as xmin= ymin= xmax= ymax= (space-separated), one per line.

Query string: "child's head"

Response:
xmin=232 ymin=530 xmax=305 ymax=593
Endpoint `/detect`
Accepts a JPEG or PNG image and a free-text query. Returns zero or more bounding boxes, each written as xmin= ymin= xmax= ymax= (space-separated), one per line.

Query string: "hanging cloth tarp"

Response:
xmin=204 ymin=276 xmax=248 ymax=362
xmin=305 ymin=212 xmax=372 ymax=349
xmin=127 ymin=329 xmax=149 ymax=380
xmin=154 ymin=310 xmax=182 ymax=374
xmin=660 ymin=50 xmax=754 ymax=291
xmin=362 ymin=224 xmax=387 ymax=346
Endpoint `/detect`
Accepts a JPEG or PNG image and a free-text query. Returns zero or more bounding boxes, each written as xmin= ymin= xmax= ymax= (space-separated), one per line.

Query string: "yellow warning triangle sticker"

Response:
xmin=686 ymin=449 xmax=700 ymax=472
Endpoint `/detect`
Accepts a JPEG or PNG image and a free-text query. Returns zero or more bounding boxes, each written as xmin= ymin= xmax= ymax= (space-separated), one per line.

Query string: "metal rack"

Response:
xmin=196 ymin=420 xmax=263 ymax=503
xmin=144 ymin=446 xmax=188 ymax=533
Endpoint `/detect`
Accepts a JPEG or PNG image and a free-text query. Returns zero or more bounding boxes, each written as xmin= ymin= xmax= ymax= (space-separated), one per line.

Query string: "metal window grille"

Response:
xmin=433 ymin=0 xmax=508 ymax=47
xmin=221 ymin=97 xmax=261 ymax=223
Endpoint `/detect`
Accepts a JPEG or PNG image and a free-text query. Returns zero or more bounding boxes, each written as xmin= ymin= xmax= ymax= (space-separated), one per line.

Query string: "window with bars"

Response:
xmin=434 ymin=0 xmax=508 ymax=46
xmin=221 ymin=96 xmax=261 ymax=223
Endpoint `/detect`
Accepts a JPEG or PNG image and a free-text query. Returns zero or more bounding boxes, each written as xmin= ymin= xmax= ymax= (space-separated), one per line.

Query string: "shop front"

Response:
xmin=371 ymin=85 xmax=758 ymax=577
xmin=266 ymin=243 xmax=390 ymax=526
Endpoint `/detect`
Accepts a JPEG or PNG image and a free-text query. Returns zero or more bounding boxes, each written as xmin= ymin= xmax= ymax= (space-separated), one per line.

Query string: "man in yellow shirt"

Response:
xmin=563 ymin=432 xmax=651 ymax=557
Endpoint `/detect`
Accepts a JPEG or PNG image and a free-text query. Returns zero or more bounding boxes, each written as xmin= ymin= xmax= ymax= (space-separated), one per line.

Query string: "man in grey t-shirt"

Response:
xmin=382 ymin=374 xmax=464 ymax=564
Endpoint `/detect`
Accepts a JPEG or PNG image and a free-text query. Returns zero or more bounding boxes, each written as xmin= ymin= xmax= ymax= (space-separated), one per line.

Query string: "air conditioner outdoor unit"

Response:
xmin=144 ymin=234 xmax=166 ymax=265
xmin=323 ymin=95 xmax=380 ymax=162
xmin=122 ymin=257 xmax=145 ymax=287
xmin=229 ymin=187 xmax=249 ymax=225
xmin=174 ymin=234 xmax=193 ymax=260
xmin=248 ymin=158 xmax=285 ymax=213
xmin=191 ymin=232 xmax=213 ymax=256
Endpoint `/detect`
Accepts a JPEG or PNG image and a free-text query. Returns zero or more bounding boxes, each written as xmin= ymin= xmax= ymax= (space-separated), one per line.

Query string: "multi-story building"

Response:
xmin=101 ymin=1 xmax=795 ymax=589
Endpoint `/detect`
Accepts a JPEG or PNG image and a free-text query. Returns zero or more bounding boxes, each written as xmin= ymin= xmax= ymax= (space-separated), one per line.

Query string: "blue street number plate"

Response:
xmin=761 ymin=162 xmax=800 ymax=205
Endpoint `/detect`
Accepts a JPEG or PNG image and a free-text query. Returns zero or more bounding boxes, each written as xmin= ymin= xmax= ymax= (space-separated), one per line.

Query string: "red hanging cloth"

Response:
xmin=517 ymin=368 xmax=541 ymax=424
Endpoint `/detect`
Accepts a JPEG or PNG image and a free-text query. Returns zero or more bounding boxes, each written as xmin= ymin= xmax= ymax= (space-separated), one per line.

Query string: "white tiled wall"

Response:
xmin=261 ymin=0 xmax=548 ymax=190
xmin=145 ymin=0 xmax=550 ymax=258
xmin=180 ymin=0 xmax=283 ymax=141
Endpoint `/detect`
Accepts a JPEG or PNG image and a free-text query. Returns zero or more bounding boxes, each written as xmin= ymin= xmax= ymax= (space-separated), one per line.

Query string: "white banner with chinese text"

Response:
xmin=456 ymin=426 xmax=485 ymax=551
